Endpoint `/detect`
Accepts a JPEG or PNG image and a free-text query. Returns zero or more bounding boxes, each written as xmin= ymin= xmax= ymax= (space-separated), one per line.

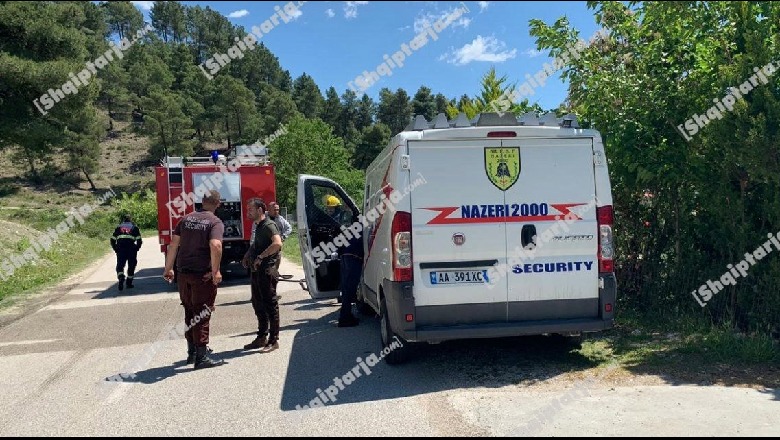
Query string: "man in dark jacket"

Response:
xmin=111 ymin=215 xmax=142 ymax=291
xmin=242 ymin=198 xmax=283 ymax=352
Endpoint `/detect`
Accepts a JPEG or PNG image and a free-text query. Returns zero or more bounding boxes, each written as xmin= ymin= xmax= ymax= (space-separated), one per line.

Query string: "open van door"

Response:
xmin=296 ymin=174 xmax=361 ymax=299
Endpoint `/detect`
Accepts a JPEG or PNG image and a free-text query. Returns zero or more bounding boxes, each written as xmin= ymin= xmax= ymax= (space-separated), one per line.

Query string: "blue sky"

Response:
xmin=130 ymin=1 xmax=603 ymax=111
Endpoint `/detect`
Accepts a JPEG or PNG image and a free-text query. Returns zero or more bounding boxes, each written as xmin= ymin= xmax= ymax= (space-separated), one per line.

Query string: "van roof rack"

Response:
xmin=404 ymin=112 xmax=580 ymax=131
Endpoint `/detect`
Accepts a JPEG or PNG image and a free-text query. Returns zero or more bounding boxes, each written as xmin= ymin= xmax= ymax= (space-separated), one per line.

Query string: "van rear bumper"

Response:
xmin=384 ymin=273 xmax=617 ymax=343
xmin=411 ymin=318 xmax=613 ymax=342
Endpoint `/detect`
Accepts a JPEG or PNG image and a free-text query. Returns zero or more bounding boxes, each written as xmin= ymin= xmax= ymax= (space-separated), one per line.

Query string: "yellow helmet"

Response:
xmin=325 ymin=195 xmax=341 ymax=207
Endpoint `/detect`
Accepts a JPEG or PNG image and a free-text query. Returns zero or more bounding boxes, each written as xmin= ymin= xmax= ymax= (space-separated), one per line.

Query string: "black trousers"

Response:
xmin=250 ymin=266 xmax=280 ymax=342
xmin=339 ymin=254 xmax=362 ymax=320
xmin=116 ymin=249 xmax=138 ymax=278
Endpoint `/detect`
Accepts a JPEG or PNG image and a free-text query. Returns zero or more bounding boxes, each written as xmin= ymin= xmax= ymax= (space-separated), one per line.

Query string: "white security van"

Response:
xmin=297 ymin=112 xmax=616 ymax=364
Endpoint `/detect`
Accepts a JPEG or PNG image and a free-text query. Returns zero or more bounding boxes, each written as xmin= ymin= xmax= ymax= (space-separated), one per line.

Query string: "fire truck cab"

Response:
xmin=154 ymin=145 xmax=277 ymax=274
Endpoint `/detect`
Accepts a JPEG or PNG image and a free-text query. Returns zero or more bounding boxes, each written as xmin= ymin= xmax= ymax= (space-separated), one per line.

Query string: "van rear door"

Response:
xmin=500 ymin=138 xmax=600 ymax=321
xmin=407 ymin=140 xmax=509 ymax=326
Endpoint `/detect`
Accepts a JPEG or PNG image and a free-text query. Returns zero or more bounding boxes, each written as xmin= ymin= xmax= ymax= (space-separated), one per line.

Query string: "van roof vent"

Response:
xmin=518 ymin=112 xmax=539 ymax=126
xmin=432 ymin=113 xmax=450 ymax=129
xmin=403 ymin=112 xmax=580 ymax=130
xmin=474 ymin=112 xmax=521 ymax=126
xmin=452 ymin=112 xmax=471 ymax=128
xmin=412 ymin=115 xmax=429 ymax=130
xmin=538 ymin=112 xmax=559 ymax=126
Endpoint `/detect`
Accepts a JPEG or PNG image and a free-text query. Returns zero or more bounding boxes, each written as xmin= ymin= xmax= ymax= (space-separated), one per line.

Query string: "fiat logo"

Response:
xmin=453 ymin=233 xmax=465 ymax=246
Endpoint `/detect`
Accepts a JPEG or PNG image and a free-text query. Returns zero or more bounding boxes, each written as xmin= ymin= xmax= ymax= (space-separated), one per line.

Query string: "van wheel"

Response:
xmin=379 ymin=296 xmax=410 ymax=365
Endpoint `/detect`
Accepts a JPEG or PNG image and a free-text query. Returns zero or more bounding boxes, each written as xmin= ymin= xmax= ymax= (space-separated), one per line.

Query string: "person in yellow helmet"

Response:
xmin=324 ymin=195 xmax=348 ymax=224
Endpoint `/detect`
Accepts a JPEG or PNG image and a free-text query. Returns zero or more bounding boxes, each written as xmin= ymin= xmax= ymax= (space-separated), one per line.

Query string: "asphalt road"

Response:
xmin=0 ymin=243 xmax=777 ymax=436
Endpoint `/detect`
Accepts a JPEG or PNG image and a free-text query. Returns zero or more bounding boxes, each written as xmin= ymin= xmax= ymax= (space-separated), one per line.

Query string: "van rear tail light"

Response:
xmin=487 ymin=131 xmax=517 ymax=137
xmin=597 ymin=206 xmax=614 ymax=273
xmin=392 ymin=211 xmax=412 ymax=282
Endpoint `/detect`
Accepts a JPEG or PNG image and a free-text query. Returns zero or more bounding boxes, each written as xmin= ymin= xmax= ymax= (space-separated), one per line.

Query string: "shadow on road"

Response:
xmin=104 ymin=347 xmax=273 ymax=385
xmin=90 ymin=263 xmax=251 ymax=299
xmin=277 ymin=299 xmax=597 ymax=411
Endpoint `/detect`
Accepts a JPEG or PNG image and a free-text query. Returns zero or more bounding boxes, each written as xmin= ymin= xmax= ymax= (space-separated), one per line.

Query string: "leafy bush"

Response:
xmin=111 ymin=188 xmax=158 ymax=230
xmin=74 ymin=208 xmax=119 ymax=239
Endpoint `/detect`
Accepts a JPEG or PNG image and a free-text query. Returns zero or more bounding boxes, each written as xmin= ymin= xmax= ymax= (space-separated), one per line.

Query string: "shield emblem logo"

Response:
xmin=453 ymin=233 xmax=465 ymax=246
xmin=485 ymin=147 xmax=520 ymax=191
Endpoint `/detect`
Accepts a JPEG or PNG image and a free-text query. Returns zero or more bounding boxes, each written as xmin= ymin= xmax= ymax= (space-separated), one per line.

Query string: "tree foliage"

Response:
xmin=269 ymin=116 xmax=364 ymax=209
xmin=530 ymin=1 xmax=780 ymax=333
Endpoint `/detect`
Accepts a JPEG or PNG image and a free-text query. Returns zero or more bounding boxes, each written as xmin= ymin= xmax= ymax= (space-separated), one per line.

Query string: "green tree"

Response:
xmin=447 ymin=67 xmax=541 ymax=119
xmin=256 ymin=83 xmax=300 ymax=136
xmin=378 ymin=88 xmax=412 ymax=134
xmin=0 ymin=1 xmax=106 ymax=182
xmin=292 ymin=73 xmax=324 ymax=119
xmin=529 ymin=1 xmax=780 ymax=332
xmin=209 ymin=76 xmax=260 ymax=149
xmin=434 ymin=93 xmax=450 ymax=116
xmin=97 ymin=62 xmax=132 ymax=122
xmin=269 ymin=116 xmax=364 ymax=209
xmin=125 ymin=46 xmax=175 ymax=104
xmin=339 ymin=89 xmax=360 ymax=139
xmin=412 ymin=86 xmax=437 ymax=120
xmin=151 ymin=1 xmax=187 ymax=43
xmin=321 ymin=86 xmax=342 ymax=133
xmin=102 ymin=0 xmax=144 ymax=40
xmin=64 ymin=108 xmax=107 ymax=190
xmin=352 ymin=123 xmax=392 ymax=170
xmin=142 ymin=88 xmax=195 ymax=157
xmin=355 ymin=94 xmax=376 ymax=131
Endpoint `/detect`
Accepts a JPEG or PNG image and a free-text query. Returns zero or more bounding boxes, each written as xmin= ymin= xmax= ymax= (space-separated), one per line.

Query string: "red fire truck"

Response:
xmin=154 ymin=146 xmax=277 ymax=274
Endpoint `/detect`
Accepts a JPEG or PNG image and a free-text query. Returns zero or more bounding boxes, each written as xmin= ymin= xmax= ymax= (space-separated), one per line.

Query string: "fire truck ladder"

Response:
xmin=165 ymin=156 xmax=185 ymax=234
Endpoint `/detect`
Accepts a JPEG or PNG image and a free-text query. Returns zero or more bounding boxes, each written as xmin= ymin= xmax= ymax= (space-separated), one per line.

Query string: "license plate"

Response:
xmin=429 ymin=270 xmax=487 ymax=285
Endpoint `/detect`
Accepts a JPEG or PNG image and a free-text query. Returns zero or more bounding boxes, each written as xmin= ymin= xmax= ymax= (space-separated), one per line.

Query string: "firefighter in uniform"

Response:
xmin=111 ymin=215 xmax=142 ymax=291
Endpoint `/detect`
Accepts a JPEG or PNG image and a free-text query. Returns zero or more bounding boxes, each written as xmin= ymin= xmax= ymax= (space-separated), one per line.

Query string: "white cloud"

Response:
xmin=344 ymin=1 xmax=369 ymax=19
xmin=288 ymin=7 xmax=303 ymax=20
xmin=131 ymin=1 xmax=153 ymax=10
xmin=478 ymin=1 xmax=490 ymax=12
xmin=439 ymin=35 xmax=517 ymax=66
xmin=456 ymin=17 xmax=471 ymax=29
xmin=326 ymin=9 xmax=335 ymax=18
xmin=228 ymin=10 xmax=249 ymax=18
xmin=413 ymin=6 xmax=470 ymax=34
xmin=522 ymin=48 xmax=545 ymax=58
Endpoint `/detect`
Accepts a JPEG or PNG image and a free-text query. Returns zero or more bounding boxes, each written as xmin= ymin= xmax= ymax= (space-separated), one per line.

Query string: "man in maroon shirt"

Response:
xmin=164 ymin=190 xmax=225 ymax=369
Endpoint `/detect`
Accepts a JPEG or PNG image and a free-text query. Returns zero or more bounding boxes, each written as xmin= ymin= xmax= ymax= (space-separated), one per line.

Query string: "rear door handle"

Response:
xmin=521 ymin=224 xmax=537 ymax=248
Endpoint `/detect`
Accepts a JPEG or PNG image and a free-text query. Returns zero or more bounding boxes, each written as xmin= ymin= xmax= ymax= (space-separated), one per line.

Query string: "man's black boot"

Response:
xmin=126 ymin=277 xmax=134 ymax=288
xmin=117 ymin=274 xmax=125 ymax=291
xmin=194 ymin=345 xmax=223 ymax=369
xmin=186 ymin=341 xmax=196 ymax=365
